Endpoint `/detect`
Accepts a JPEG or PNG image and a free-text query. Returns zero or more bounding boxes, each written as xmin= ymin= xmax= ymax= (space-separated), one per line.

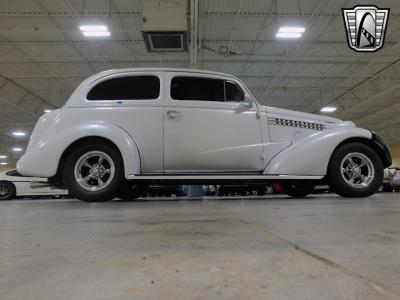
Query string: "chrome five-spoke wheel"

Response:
xmin=328 ymin=142 xmax=383 ymax=197
xmin=340 ymin=152 xmax=375 ymax=188
xmin=74 ymin=151 xmax=115 ymax=192
xmin=63 ymin=141 xmax=124 ymax=202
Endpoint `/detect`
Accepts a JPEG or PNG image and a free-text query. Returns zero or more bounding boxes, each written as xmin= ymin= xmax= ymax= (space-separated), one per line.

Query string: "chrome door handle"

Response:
xmin=166 ymin=110 xmax=181 ymax=119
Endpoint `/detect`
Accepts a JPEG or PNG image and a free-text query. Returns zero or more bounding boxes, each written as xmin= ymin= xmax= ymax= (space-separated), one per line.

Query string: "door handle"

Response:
xmin=166 ymin=110 xmax=181 ymax=119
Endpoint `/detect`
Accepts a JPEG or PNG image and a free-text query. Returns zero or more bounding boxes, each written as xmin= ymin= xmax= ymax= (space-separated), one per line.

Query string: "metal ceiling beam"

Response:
xmin=2 ymin=73 xmax=389 ymax=80
xmin=2 ymin=58 xmax=396 ymax=65
xmin=0 ymin=74 xmax=56 ymax=109
xmin=202 ymin=11 xmax=400 ymax=18
xmin=316 ymin=56 xmax=400 ymax=115
xmin=0 ymin=11 xmax=141 ymax=16
xmin=190 ymin=0 xmax=200 ymax=68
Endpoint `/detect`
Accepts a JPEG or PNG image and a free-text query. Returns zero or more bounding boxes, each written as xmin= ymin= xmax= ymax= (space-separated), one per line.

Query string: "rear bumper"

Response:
xmin=17 ymin=151 xmax=57 ymax=178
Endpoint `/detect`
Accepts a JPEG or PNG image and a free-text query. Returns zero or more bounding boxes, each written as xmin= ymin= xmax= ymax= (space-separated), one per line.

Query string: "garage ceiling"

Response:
xmin=0 ymin=0 xmax=399 ymax=161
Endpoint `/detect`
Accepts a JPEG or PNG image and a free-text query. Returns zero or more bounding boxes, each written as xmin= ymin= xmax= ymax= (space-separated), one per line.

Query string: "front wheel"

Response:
xmin=63 ymin=142 xmax=125 ymax=202
xmin=282 ymin=183 xmax=315 ymax=198
xmin=0 ymin=181 xmax=16 ymax=200
xmin=327 ymin=142 xmax=383 ymax=197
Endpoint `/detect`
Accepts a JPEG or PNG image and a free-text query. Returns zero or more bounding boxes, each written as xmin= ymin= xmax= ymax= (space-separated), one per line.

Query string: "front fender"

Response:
xmin=263 ymin=126 xmax=372 ymax=176
xmin=17 ymin=121 xmax=141 ymax=178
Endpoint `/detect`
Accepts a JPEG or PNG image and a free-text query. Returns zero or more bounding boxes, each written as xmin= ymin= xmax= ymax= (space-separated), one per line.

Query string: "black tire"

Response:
xmin=0 ymin=181 xmax=16 ymax=200
xmin=62 ymin=141 xmax=125 ymax=202
xmin=327 ymin=142 xmax=383 ymax=198
xmin=282 ymin=183 xmax=315 ymax=198
xmin=118 ymin=182 xmax=148 ymax=200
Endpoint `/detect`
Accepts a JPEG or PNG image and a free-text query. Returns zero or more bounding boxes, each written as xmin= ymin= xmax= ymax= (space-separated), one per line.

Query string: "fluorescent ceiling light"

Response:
xmin=0 ymin=162 xmax=7 ymax=165
xmin=79 ymin=25 xmax=108 ymax=32
xmin=321 ymin=106 xmax=337 ymax=112
xmin=12 ymin=147 xmax=23 ymax=152
xmin=0 ymin=155 xmax=7 ymax=159
xmin=44 ymin=109 xmax=52 ymax=113
xmin=278 ymin=26 xmax=306 ymax=33
xmin=276 ymin=32 xmax=302 ymax=39
xmin=83 ymin=31 xmax=110 ymax=37
xmin=12 ymin=131 xmax=26 ymax=137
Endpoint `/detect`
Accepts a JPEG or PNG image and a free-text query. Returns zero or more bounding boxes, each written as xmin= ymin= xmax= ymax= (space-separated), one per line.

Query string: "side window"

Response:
xmin=171 ymin=77 xmax=225 ymax=102
xmin=225 ymin=81 xmax=244 ymax=102
xmin=87 ymin=76 xmax=160 ymax=100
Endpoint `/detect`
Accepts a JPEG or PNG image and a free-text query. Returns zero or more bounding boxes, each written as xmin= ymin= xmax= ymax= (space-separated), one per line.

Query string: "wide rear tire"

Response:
xmin=63 ymin=141 xmax=125 ymax=202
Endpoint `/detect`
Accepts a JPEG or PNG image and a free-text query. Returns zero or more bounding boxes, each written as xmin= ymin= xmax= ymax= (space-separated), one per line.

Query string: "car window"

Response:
xmin=87 ymin=76 xmax=160 ymax=100
xmin=171 ymin=77 xmax=225 ymax=102
xmin=225 ymin=81 xmax=244 ymax=102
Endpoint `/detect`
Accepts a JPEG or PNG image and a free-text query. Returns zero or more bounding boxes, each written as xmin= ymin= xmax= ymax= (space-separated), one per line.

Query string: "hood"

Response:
xmin=262 ymin=106 xmax=350 ymax=126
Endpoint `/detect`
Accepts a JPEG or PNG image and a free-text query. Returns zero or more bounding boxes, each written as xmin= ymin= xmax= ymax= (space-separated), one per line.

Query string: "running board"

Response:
xmin=127 ymin=174 xmax=323 ymax=180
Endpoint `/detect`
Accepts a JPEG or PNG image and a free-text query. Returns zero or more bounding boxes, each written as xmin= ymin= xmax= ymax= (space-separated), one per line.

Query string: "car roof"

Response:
xmin=89 ymin=68 xmax=239 ymax=81
xmin=64 ymin=68 xmax=244 ymax=107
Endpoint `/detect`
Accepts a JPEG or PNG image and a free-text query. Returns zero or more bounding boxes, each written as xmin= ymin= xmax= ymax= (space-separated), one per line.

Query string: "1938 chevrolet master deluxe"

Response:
xmin=17 ymin=68 xmax=391 ymax=202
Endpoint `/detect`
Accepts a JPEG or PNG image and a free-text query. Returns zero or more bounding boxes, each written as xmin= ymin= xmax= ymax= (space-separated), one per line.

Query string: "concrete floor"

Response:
xmin=1 ymin=193 xmax=400 ymax=300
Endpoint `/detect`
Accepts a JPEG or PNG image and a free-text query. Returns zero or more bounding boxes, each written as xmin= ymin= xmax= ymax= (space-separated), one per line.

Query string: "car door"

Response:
xmin=83 ymin=72 xmax=165 ymax=173
xmin=163 ymin=72 xmax=263 ymax=173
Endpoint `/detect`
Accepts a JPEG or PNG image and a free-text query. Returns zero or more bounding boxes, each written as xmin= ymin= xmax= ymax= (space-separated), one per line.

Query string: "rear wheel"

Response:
xmin=63 ymin=142 xmax=124 ymax=202
xmin=282 ymin=183 xmax=315 ymax=198
xmin=328 ymin=142 xmax=383 ymax=197
xmin=0 ymin=181 xmax=16 ymax=200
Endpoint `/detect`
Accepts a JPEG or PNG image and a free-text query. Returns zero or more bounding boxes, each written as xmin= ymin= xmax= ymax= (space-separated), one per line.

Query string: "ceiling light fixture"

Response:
xmin=276 ymin=32 xmax=302 ymax=39
xmin=321 ymin=106 xmax=337 ymax=112
xmin=80 ymin=24 xmax=110 ymax=37
xmin=79 ymin=25 xmax=108 ymax=32
xmin=279 ymin=26 xmax=306 ymax=33
xmin=83 ymin=31 xmax=111 ymax=37
xmin=44 ymin=109 xmax=52 ymax=113
xmin=0 ymin=162 xmax=7 ymax=166
xmin=12 ymin=131 xmax=26 ymax=137
xmin=0 ymin=155 xmax=7 ymax=159
xmin=276 ymin=26 xmax=305 ymax=39
xmin=12 ymin=147 xmax=23 ymax=152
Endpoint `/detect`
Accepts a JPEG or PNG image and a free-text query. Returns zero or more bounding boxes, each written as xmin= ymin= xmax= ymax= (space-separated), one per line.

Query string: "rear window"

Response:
xmin=171 ymin=77 xmax=225 ymax=102
xmin=87 ymin=76 xmax=160 ymax=100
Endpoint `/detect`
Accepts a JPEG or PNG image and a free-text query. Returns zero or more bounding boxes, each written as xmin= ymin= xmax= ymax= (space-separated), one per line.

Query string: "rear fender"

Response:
xmin=18 ymin=122 xmax=141 ymax=178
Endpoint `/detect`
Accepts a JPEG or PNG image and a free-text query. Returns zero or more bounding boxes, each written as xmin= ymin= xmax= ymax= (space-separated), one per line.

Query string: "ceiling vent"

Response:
xmin=142 ymin=0 xmax=188 ymax=52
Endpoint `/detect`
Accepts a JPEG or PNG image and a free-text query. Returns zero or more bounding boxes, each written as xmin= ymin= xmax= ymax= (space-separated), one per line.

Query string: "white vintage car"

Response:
xmin=17 ymin=68 xmax=391 ymax=202
xmin=0 ymin=170 xmax=68 ymax=200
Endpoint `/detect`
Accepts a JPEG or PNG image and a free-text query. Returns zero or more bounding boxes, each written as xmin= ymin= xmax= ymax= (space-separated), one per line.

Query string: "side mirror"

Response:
xmin=237 ymin=95 xmax=253 ymax=110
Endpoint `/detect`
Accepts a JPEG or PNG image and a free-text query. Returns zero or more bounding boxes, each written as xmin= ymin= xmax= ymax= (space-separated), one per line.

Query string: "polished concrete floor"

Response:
xmin=1 ymin=193 xmax=400 ymax=300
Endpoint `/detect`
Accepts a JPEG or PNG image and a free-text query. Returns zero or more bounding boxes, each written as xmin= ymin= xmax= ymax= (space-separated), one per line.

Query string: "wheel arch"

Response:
xmin=330 ymin=137 xmax=391 ymax=170
xmin=56 ymin=136 xmax=123 ymax=180
xmin=53 ymin=124 xmax=141 ymax=179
